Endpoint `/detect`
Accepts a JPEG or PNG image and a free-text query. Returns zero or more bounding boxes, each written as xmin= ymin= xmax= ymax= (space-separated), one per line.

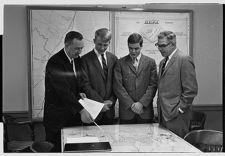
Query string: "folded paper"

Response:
xmin=79 ymin=98 xmax=104 ymax=120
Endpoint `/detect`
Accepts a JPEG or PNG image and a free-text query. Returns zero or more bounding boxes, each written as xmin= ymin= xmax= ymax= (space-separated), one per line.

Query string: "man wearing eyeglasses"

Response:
xmin=81 ymin=28 xmax=118 ymax=125
xmin=156 ymin=31 xmax=198 ymax=138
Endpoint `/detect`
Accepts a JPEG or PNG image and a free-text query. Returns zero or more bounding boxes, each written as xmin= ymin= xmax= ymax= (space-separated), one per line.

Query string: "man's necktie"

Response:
xmin=101 ymin=54 xmax=108 ymax=79
xmin=71 ymin=59 xmax=77 ymax=77
xmin=132 ymin=58 xmax=138 ymax=71
xmin=161 ymin=56 xmax=168 ymax=76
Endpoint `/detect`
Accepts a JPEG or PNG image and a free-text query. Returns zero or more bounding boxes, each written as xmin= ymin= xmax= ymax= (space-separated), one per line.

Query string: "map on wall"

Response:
xmin=115 ymin=12 xmax=191 ymax=67
xmin=29 ymin=9 xmax=191 ymax=120
xmin=30 ymin=10 xmax=110 ymax=120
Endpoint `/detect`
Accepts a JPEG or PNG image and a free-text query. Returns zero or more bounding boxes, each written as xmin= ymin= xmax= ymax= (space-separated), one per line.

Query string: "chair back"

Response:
xmin=189 ymin=111 xmax=206 ymax=131
xmin=184 ymin=130 xmax=223 ymax=152
xmin=30 ymin=141 xmax=54 ymax=152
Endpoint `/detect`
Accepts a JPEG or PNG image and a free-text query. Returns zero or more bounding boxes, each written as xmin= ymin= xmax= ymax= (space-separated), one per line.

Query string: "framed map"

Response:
xmin=28 ymin=7 xmax=192 ymax=120
xmin=28 ymin=8 xmax=111 ymax=120
xmin=114 ymin=11 xmax=192 ymax=67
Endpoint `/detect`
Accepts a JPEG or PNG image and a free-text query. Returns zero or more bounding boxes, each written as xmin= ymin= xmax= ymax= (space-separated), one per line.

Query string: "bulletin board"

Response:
xmin=28 ymin=6 xmax=192 ymax=121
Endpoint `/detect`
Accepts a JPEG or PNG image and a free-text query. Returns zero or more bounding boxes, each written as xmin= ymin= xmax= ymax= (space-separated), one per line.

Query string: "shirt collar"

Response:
xmin=136 ymin=53 xmax=142 ymax=62
xmin=130 ymin=52 xmax=142 ymax=62
xmin=168 ymin=48 xmax=177 ymax=60
xmin=94 ymin=48 xmax=106 ymax=57
xmin=64 ymin=48 xmax=73 ymax=63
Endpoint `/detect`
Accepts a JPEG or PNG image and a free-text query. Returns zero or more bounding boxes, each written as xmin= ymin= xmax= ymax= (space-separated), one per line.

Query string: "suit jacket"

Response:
xmin=157 ymin=49 xmax=198 ymax=122
xmin=81 ymin=50 xmax=118 ymax=120
xmin=43 ymin=49 xmax=84 ymax=128
xmin=113 ymin=54 xmax=158 ymax=120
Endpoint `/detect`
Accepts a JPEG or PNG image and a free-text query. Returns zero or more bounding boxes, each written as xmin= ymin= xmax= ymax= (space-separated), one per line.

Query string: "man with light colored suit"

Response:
xmin=113 ymin=33 xmax=158 ymax=124
xmin=156 ymin=31 xmax=198 ymax=138
xmin=81 ymin=28 xmax=117 ymax=125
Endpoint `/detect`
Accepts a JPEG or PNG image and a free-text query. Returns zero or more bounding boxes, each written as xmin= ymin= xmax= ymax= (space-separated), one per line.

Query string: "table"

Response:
xmin=61 ymin=123 xmax=202 ymax=152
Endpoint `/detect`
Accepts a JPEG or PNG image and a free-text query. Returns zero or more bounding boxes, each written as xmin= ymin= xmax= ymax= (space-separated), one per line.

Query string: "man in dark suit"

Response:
xmin=43 ymin=31 xmax=93 ymax=152
xmin=81 ymin=28 xmax=117 ymax=125
xmin=113 ymin=33 xmax=158 ymax=124
xmin=156 ymin=31 xmax=198 ymax=138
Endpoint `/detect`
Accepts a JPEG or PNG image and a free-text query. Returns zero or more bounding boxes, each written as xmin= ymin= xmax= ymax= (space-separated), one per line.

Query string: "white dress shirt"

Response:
xmin=94 ymin=48 xmax=107 ymax=69
xmin=64 ymin=48 xmax=77 ymax=76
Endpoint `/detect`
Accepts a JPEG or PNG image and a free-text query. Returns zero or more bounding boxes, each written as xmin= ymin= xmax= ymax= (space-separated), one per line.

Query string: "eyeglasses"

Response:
xmin=155 ymin=42 xmax=170 ymax=48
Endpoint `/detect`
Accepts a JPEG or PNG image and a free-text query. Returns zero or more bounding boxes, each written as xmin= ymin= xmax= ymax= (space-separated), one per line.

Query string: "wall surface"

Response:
xmin=144 ymin=3 xmax=223 ymax=106
xmin=3 ymin=4 xmax=223 ymax=113
xmin=3 ymin=6 xmax=29 ymax=112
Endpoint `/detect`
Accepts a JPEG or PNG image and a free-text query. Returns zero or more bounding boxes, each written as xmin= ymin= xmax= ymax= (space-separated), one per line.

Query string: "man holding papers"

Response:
xmin=81 ymin=28 xmax=118 ymax=125
xmin=43 ymin=31 xmax=93 ymax=152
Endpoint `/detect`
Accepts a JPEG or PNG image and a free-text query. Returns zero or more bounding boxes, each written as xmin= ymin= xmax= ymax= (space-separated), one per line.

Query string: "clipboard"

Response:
xmin=64 ymin=142 xmax=112 ymax=152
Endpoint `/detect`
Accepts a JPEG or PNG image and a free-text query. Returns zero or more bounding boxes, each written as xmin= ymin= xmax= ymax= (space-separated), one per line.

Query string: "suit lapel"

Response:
xmin=125 ymin=55 xmax=137 ymax=74
xmin=106 ymin=52 xmax=112 ymax=79
xmin=90 ymin=50 xmax=106 ymax=81
xmin=161 ymin=50 xmax=178 ymax=76
xmin=136 ymin=54 xmax=145 ymax=76
xmin=106 ymin=52 xmax=112 ymax=69
xmin=60 ymin=49 xmax=78 ymax=85
xmin=60 ymin=49 xmax=73 ymax=73
xmin=159 ymin=60 xmax=164 ymax=79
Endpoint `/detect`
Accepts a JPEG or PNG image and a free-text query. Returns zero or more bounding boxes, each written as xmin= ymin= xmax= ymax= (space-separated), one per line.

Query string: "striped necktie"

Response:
xmin=101 ymin=54 xmax=108 ymax=79
xmin=161 ymin=57 xmax=168 ymax=76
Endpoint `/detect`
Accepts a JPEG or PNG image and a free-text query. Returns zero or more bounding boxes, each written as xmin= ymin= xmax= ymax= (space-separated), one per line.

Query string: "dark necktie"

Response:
xmin=161 ymin=57 xmax=168 ymax=76
xmin=101 ymin=54 xmax=108 ymax=79
xmin=71 ymin=58 xmax=81 ymax=77
xmin=70 ymin=59 xmax=76 ymax=77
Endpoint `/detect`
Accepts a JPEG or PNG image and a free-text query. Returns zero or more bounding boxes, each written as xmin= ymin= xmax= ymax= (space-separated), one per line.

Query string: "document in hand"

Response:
xmin=78 ymin=98 xmax=104 ymax=120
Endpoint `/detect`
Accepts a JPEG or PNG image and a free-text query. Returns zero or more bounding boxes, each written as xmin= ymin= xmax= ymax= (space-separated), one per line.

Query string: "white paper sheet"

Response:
xmin=79 ymin=98 xmax=104 ymax=120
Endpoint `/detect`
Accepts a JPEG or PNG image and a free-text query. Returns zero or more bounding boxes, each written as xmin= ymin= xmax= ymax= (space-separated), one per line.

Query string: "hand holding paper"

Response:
xmin=79 ymin=93 xmax=87 ymax=99
xmin=80 ymin=109 xmax=93 ymax=124
xmin=79 ymin=98 xmax=104 ymax=120
xmin=101 ymin=100 xmax=113 ymax=112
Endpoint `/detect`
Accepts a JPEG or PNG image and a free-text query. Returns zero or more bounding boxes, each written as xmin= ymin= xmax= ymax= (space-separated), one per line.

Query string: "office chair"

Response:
xmin=3 ymin=114 xmax=34 ymax=152
xmin=189 ymin=111 xmax=206 ymax=131
xmin=184 ymin=130 xmax=223 ymax=152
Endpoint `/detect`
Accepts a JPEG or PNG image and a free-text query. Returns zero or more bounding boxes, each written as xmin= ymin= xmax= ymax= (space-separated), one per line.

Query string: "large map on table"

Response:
xmin=30 ymin=10 xmax=110 ymax=120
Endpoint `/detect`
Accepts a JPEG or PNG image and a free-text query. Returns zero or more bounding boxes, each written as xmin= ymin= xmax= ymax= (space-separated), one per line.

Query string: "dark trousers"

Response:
xmin=44 ymin=113 xmax=82 ymax=152
xmin=160 ymin=110 xmax=191 ymax=138
xmin=120 ymin=114 xmax=153 ymax=124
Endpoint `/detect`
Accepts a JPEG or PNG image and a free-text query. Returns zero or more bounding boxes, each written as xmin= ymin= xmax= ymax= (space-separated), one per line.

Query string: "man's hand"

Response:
xmin=131 ymin=102 xmax=144 ymax=114
xmin=79 ymin=108 xmax=93 ymax=123
xmin=101 ymin=100 xmax=113 ymax=112
xmin=79 ymin=93 xmax=87 ymax=99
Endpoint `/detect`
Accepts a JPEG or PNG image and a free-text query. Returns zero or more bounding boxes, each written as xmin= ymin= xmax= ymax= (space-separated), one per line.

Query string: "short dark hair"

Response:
xmin=64 ymin=31 xmax=83 ymax=47
xmin=127 ymin=33 xmax=143 ymax=47
xmin=94 ymin=28 xmax=111 ymax=42
xmin=157 ymin=31 xmax=176 ymax=46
